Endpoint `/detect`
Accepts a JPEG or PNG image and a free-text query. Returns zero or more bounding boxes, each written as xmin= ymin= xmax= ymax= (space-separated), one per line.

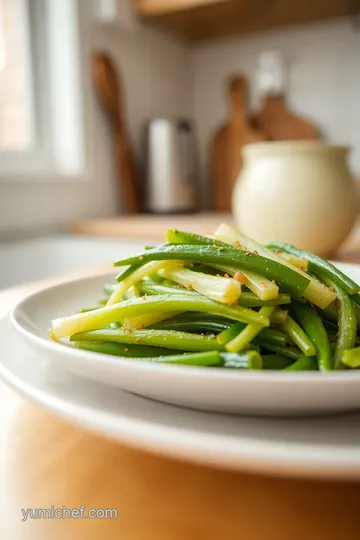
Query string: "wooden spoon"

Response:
xmin=91 ymin=52 xmax=141 ymax=213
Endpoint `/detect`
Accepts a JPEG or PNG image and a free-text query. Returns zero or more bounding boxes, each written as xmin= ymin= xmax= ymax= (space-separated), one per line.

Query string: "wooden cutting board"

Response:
xmin=210 ymin=124 xmax=229 ymax=211
xmin=211 ymin=76 xmax=265 ymax=212
xmin=253 ymin=94 xmax=319 ymax=141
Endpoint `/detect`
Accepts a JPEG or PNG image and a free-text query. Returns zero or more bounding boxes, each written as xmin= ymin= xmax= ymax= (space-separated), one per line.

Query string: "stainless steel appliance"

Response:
xmin=145 ymin=118 xmax=197 ymax=213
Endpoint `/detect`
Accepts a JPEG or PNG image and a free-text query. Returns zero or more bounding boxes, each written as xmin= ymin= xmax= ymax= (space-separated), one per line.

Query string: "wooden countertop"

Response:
xmin=71 ymin=213 xmax=360 ymax=263
xmin=71 ymin=213 xmax=234 ymax=241
xmin=2 ymin=232 xmax=360 ymax=538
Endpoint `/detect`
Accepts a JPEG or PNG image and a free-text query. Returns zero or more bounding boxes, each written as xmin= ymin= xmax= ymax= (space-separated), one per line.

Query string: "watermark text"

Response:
xmin=21 ymin=506 xmax=118 ymax=522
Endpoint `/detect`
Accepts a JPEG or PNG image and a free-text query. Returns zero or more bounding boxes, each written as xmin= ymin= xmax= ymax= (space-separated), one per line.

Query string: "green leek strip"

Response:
xmin=321 ymin=275 xmax=357 ymax=370
xmin=220 ymin=351 xmax=262 ymax=370
xmin=291 ymin=301 xmax=332 ymax=371
xmin=71 ymin=328 xmax=224 ymax=352
xmin=216 ymin=322 xmax=287 ymax=346
xmin=213 ymin=224 xmax=336 ymax=309
xmin=108 ymin=261 xmax=171 ymax=305
xmin=238 ymin=293 xmax=290 ymax=307
xmin=123 ymin=311 xmax=181 ymax=330
xmin=74 ymin=341 xmax=179 ymax=357
xmin=151 ymin=318 xmax=231 ymax=333
xmin=138 ymin=280 xmax=194 ymax=297
xmin=115 ymin=264 xmax=141 ymax=283
xmin=355 ymin=305 xmax=360 ymax=327
xmin=151 ymin=313 xmax=234 ymax=333
xmin=279 ymin=315 xmax=316 ymax=357
xmin=192 ymin=263 xmax=222 ymax=276
xmin=75 ymin=342 xmax=262 ymax=369
xmin=260 ymin=342 xmax=301 ymax=360
xmin=114 ymin=244 xmax=310 ymax=299
xmin=266 ymin=241 xmax=360 ymax=295
xmin=215 ymin=323 xmax=241 ymax=345
xmin=351 ymin=294 xmax=360 ymax=307
xmin=325 ymin=303 xmax=360 ymax=331
xmin=284 ymin=355 xmax=318 ymax=371
xmin=246 ymin=343 xmax=261 ymax=353
xmin=158 ymin=312 xmax=233 ymax=325
xmin=225 ymin=307 xmax=276 ymax=353
xmin=165 ymin=229 xmax=225 ymax=247
xmin=76 ymin=343 xmax=223 ymax=366
xmin=271 ymin=309 xmax=288 ymax=325
xmin=341 ymin=348 xmax=360 ymax=368
xmin=261 ymin=355 xmax=294 ymax=370
xmin=254 ymin=329 xmax=288 ymax=346
xmin=52 ymin=294 xmax=270 ymax=339
xmin=159 ymin=265 xmax=241 ymax=305
xmin=323 ymin=305 xmax=339 ymax=324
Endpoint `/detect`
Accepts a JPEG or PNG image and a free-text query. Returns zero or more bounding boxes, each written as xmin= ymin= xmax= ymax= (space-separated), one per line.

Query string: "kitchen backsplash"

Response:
xmin=192 ymin=17 xmax=360 ymax=200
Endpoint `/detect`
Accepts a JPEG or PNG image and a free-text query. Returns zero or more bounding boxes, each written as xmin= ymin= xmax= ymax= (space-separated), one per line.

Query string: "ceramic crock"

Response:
xmin=232 ymin=141 xmax=358 ymax=256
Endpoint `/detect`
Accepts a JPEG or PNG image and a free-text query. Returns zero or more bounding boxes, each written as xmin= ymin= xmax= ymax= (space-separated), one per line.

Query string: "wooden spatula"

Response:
xmin=254 ymin=94 xmax=319 ymax=140
xmin=227 ymin=76 xmax=265 ymax=188
xmin=91 ymin=52 xmax=141 ymax=213
xmin=211 ymin=75 xmax=265 ymax=212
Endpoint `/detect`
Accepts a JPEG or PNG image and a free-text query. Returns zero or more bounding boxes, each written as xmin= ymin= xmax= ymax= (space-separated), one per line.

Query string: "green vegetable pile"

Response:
xmin=51 ymin=224 xmax=360 ymax=372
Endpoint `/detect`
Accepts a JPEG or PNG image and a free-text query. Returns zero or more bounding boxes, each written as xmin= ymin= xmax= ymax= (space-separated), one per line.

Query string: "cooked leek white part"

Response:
xmin=107 ymin=261 xmax=168 ymax=305
xmin=159 ymin=265 xmax=241 ymax=305
xmin=239 ymin=269 xmax=279 ymax=301
xmin=277 ymin=252 xmax=308 ymax=272
xmin=212 ymin=264 xmax=279 ymax=301
xmin=214 ymin=223 xmax=336 ymax=309
xmin=123 ymin=311 xmax=181 ymax=330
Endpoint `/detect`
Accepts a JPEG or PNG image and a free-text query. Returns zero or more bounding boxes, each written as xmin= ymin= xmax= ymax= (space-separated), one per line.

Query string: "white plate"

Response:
xmin=9 ymin=263 xmax=360 ymax=416
xmin=3 ymin=317 xmax=360 ymax=480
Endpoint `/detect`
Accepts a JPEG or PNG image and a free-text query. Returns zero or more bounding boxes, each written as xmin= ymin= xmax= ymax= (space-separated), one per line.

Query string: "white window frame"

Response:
xmin=0 ymin=0 xmax=92 ymax=182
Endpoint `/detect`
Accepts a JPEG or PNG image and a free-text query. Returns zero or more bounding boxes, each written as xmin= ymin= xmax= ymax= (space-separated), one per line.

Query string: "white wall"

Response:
xmin=2 ymin=12 xmax=360 ymax=233
xmin=192 ymin=18 xmax=360 ymax=199
xmin=94 ymin=23 xmax=192 ymax=161
xmin=0 ymin=8 xmax=191 ymax=233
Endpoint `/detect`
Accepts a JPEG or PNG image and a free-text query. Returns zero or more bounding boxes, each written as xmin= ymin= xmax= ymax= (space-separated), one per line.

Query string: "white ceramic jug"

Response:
xmin=232 ymin=141 xmax=358 ymax=256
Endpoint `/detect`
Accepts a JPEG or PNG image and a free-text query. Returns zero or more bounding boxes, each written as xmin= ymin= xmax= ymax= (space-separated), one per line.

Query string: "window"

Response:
xmin=0 ymin=0 xmax=88 ymax=180
xmin=0 ymin=0 xmax=33 ymax=151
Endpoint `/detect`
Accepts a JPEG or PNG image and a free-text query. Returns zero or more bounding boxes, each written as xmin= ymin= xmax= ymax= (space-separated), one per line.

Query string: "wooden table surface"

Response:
xmin=2 ymin=229 xmax=360 ymax=539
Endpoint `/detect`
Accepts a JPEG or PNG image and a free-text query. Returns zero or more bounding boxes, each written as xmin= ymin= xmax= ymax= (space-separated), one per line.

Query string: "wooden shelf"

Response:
xmin=134 ymin=0 xmax=360 ymax=42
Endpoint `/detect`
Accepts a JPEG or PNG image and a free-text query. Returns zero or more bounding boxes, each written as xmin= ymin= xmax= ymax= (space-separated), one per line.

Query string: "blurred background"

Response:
xmin=1 ymin=0 xmax=360 ymax=288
